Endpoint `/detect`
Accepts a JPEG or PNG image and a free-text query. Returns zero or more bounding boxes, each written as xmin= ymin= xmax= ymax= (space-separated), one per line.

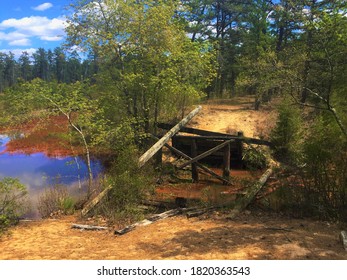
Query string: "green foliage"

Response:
xmin=242 ymin=145 xmax=268 ymax=170
xmin=66 ymin=0 xmax=216 ymax=134
xmin=96 ymin=146 xmax=155 ymax=227
xmin=270 ymin=99 xmax=303 ymax=163
xmin=299 ymin=115 xmax=347 ymax=220
xmin=0 ymin=177 xmax=29 ymax=233
xmin=266 ymin=113 xmax=347 ymax=220
xmin=37 ymin=185 xmax=76 ymax=218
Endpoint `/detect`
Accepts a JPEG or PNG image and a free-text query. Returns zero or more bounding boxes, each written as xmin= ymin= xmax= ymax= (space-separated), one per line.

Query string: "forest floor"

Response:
xmin=1 ymin=97 xmax=347 ymax=260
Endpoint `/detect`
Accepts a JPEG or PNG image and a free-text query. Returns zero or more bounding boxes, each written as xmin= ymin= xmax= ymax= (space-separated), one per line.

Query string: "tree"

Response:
xmin=30 ymin=79 xmax=100 ymax=197
xmin=0 ymin=177 xmax=28 ymax=233
xmin=32 ymin=48 xmax=49 ymax=81
xmin=280 ymin=1 xmax=347 ymax=137
xmin=18 ymin=52 xmax=32 ymax=81
xmin=66 ymin=0 xmax=215 ymax=137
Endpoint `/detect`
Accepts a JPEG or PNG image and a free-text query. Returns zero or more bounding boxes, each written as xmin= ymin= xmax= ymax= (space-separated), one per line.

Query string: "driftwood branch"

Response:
xmin=71 ymin=224 xmax=108 ymax=231
xmin=138 ymin=106 xmax=202 ymax=167
xmin=228 ymin=167 xmax=273 ymax=219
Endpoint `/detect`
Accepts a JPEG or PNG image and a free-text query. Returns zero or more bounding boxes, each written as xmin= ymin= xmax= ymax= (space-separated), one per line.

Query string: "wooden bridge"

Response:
xmin=156 ymin=122 xmax=271 ymax=185
xmin=82 ymin=106 xmax=273 ymax=217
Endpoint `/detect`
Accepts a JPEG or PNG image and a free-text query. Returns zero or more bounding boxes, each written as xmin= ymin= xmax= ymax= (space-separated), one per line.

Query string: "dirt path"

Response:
xmin=1 ymin=212 xmax=346 ymax=260
xmin=1 ymin=97 xmax=346 ymax=260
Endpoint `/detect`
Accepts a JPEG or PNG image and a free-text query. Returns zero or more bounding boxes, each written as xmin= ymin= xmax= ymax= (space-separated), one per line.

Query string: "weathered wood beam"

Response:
xmin=157 ymin=122 xmax=230 ymax=137
xmin=223 ymin=142 xmax=231 ymax=183
xmin=177 ymin=139 xmax=234 ymax=170
xmin=340 ymin=231 xmax=347 ymax=251
xmin=138 ymin=106 xmax=202 ymax=168
xmin=114 ymin=209 xmax=182 ymax=235
xmin=191 ymin=139 xmax=199 ymax=182
xmin=158 ymin=122 xmax=272 ymax=146
xmin=227 ymin=167 xmax=273 ymax=219
xmin=162 ymin=141 xmax=231 ymax=185
xmin=71 ymin=224 xmax=108 ymax=231
xmin=172 ymin=135 xmax=272 ymax=147
xmin=81 ymin=185 xmax=112 ymax=217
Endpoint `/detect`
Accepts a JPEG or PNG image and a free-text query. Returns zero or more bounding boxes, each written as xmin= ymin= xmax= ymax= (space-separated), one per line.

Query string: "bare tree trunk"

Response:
xmin=67 ymin=116 xmax=93 ymax=198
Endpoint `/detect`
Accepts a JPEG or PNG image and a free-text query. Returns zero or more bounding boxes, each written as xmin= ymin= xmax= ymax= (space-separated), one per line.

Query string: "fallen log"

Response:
xmin=138 ymin=106 xmax=202 ymax=168
xmin=71 ymin=224 xmax=108 ymax=231
xmin=227 ymin=167 xmax=273 ymax=219
xmin=115 ymin=209 xmax=182 ymax=235
xmin=81 ymin=185 xmax=112 ymax=217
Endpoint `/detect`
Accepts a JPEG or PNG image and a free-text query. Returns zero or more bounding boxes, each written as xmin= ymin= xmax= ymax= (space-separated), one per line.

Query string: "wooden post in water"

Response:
xmin=191 ymin=139 xmax=199 ymax=182
xmin=223 ymin=141 xmax=231 ymax=184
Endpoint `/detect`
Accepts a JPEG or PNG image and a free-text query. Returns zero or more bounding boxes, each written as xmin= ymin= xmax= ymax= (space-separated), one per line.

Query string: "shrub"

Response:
xmin=95 ymin=146 xmax=155 ymax=227
xmin=270 ymin=99 xmax=303 ymax=163
xmin=0 ymin=177 xmax=29 ymax=233
xmin=242 ymin=145 xmax=268 ymax=170
xmin=299 ymin=115 xmax=347 ymax=220
xmin=265 ymin=113 xmax=347 ymax=221
xmin=38 ymin=185 xmax=76 ymax=218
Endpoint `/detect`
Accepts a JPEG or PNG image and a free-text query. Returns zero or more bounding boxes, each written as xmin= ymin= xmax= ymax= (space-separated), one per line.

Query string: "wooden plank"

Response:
xmin=71 ymin=224 xmax=108 ymax=231
xmin=223 ymin=142 xmax=231 ymax=183
xmin=158 ymin=123 xmax=272 ymax=146
xmin=172 ymin=135 xmax=272 ymax=147
xmin=191 ymin=139 xmax=199 ymax=182
xmin=150 ymin=135 xmax=231 ymax=184
xmin=157 ymin=122 xmax=230 ymax=137
xmin=114 ymin=209 xmax=182 ymax=235
xmin=81 ymin=185 xmax=112 ymax=217
xmin=340 ymin=231 xmax=347 ymax=251
xmin=227 ymin=167 xmax=273 ymax=219
xmin=138 ymin=106 xmax=202 ymax=168
xmin=177 ymin=139 xmax=234 ymax=170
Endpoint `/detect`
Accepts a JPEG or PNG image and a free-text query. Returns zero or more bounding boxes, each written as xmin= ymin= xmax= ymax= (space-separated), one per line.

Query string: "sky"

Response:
xmin=0 ymin=1 xmax=72 ymax=57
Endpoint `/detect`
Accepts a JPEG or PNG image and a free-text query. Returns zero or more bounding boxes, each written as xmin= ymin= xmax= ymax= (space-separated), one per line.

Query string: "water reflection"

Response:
xmin=0 ymin=134 xmax=102 ymax=218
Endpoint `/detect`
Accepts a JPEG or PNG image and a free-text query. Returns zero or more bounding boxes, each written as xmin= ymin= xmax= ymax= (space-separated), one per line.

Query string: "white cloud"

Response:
xmin=9 ymin=38 xmax=31 ymax=46
xmin=41 ymin=35 xmax=63 ymax=41
xmin=32 ymin=2 xmax=53 ymax=12
xmin=0 ymin=16 xmax=66 ymax=46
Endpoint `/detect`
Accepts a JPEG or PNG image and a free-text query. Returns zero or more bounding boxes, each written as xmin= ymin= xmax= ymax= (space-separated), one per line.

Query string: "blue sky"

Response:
xmin=0 ymin=1 xmax=71 ymax=57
